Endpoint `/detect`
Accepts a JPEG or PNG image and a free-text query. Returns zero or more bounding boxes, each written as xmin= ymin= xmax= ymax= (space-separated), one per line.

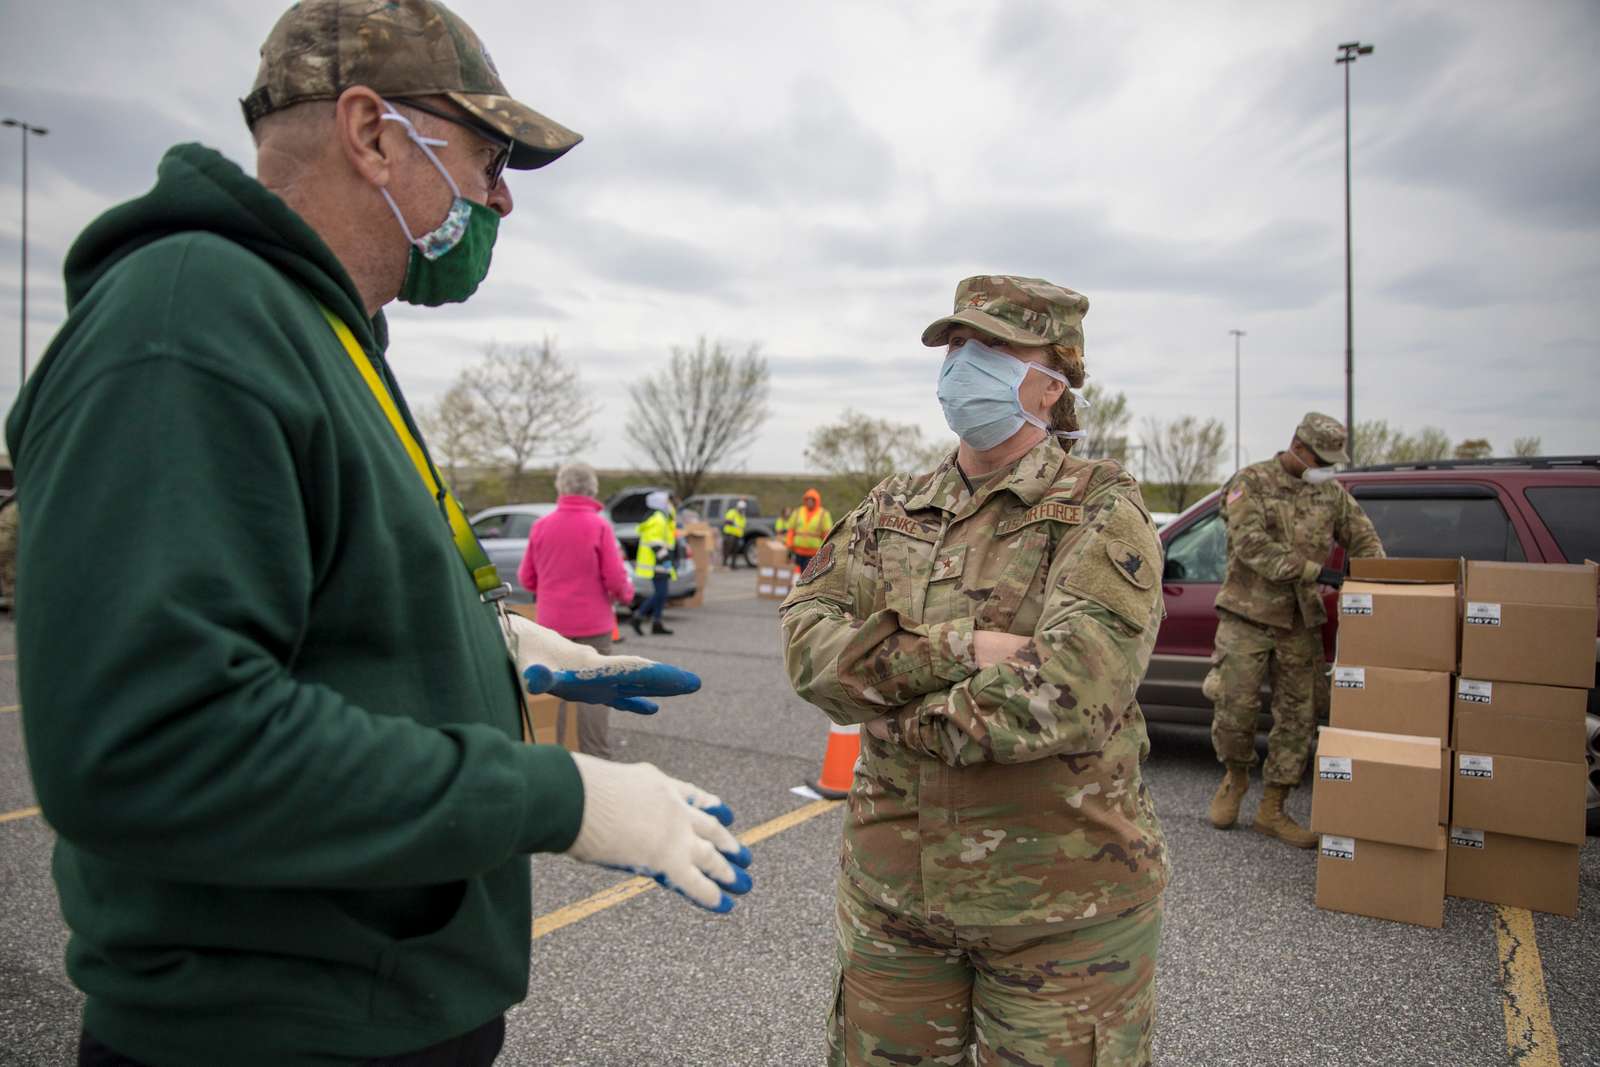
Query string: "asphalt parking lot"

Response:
xmin=1 ymin=571 xmax=1597 ymax=1066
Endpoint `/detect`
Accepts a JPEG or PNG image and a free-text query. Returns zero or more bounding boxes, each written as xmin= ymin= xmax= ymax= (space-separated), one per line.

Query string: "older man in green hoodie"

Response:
xmin=6 ymin=3 xmax=752 ymax=1065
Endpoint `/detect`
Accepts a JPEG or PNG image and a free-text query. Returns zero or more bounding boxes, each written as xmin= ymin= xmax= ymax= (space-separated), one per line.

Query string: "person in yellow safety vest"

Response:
xmin=721 ymin=499 xmax=748 ymax=569
xmin=631 ymin=490 xmax=678 ymax=636
xmin=785 ymin=488 xmax=833 ymax=574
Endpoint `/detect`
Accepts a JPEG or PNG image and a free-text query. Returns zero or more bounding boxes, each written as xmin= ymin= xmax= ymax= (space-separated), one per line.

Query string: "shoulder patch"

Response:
xmin=795 ymin=541 xmax=836 ymax=586
xmin=1105 ymin=538 xmax=1155 ymax=589
xmin=875 ymin=515 xmax=940 ymax=543
xmin=1226 ymin=485 xmax=1245 ymax=505
xmin=996 ymin=502 xmax=1084 ymax=536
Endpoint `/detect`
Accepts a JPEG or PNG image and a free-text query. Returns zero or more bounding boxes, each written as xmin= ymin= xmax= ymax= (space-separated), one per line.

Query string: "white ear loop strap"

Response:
xmin=377 ymin=103 xmax=464 ymax=248
xmin=1015 ymin=361 xmax=1089 ymax=438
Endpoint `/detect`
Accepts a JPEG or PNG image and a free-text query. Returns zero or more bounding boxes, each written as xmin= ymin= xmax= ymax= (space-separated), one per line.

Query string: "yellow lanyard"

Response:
xmin=318 ymin=306 xmax=508 ymax=601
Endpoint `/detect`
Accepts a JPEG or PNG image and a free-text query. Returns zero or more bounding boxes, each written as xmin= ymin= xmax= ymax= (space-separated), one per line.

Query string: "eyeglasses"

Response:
xmin=391 ymin=97 xmax=512 ymax=189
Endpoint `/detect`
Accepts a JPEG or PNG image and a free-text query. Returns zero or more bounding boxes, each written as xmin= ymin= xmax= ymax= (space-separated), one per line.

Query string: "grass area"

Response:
xmin=454 ymin=466 xmax=1214 ymax=518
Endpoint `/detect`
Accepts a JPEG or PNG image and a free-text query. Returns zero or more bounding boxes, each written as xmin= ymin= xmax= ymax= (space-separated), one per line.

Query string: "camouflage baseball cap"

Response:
xmin=921 ymin=275 xmax=1089 ymax=351
xmin=1296 ymin=412 xmax=1350 ymax=465
xmin=241 ymin=0 xmax=581 ymax=171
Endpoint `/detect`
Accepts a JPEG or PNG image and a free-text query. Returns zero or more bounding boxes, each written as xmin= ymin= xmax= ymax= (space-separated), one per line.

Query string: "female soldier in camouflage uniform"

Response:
xmin=781 ymin=276 xmax=1168 ymax=1066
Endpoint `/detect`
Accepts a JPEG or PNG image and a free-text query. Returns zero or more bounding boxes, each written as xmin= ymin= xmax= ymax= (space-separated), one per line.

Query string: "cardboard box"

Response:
xmin=1329 ymin=664 xmax=1452 ymax=743
xmin=755 ymin=538 xmax=790 ymax=568
xmin=1452 ymin=679 xmax=1586 ymax=763
xmin=1335 ymin=558 xmax=1461 ymax=673
xmin=1446 ymin=827 xmax=1579 ymax=917
xmin=1450 ymin=751 xmax=1586 ymax=845
xmin=681 ymin=523 xmax=715 ymax=608
xmin=522 ymin=692 xmax=581 ymax=750
xmin=1316 ymin=829 xmax=1447 ymax=928
xmin=1458 ymin=561 xmax=1598 ymax=689
xmin=756 ymin=538 xmax=793 ymax=601
xmin=1310 ymin=727 xmax=1446 ymax=849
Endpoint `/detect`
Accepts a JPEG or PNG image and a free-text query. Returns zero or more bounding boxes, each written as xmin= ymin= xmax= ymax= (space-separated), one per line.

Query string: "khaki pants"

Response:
xmin=829 ymin=874 xmax=1161 ymax=1066
xmin=563 ymin=632 xmax=614 ymax=760
xmin=1205 ymin=610 xmax=1320 ymax=786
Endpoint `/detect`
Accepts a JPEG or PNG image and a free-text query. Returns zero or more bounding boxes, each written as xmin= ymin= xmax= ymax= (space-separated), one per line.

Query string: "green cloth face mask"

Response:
xmin=378 ymin=102 xmax=500 ymax=306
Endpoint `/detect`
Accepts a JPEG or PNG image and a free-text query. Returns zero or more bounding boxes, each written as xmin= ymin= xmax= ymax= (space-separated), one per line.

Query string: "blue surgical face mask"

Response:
xmin=936 ymin=339 xmax=1084 ymax=451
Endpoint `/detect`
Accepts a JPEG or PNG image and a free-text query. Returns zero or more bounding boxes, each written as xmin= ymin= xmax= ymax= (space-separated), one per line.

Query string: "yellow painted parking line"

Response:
xmin=0 ymin=704 xmax=18 ymax=713
xmin=0 ymin=805 xmax=41 ymax=824
xmin=534 ymin=798 xmax=843 ymax=939
xmin=1496 ymin=904 xmax=1561 ymax=1066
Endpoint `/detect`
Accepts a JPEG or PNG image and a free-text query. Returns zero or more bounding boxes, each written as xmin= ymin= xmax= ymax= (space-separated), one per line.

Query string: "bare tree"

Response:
xmin=1453 ymin=437 xmax=1493 ymax=461
xmin=1512 ymin=435 xmax=1542 ymax=458
xmin=1141 ymin=415 xmax=1227 ymax=511
xmin=417 ymin=382 xmax=490 ymax=489
xmin=1349 ymin=419 xmax=1402 ymax=467
xmin=625 ymin=337 xmax=770 ymax=500
xmin=1077 ymin=383 xmax=1131 ymax=461
xmin=805 ymin=410 xmax=946 ymax=507
xmin=1388 ymin=426 xmax=1451 ymax=464
xmin=459 ymin=339 xmax=598 ymax=500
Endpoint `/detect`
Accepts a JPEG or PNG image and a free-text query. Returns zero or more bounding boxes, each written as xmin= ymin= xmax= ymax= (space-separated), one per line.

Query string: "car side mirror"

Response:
xmin=1163 ymin=558 xmax=1186 ymax=582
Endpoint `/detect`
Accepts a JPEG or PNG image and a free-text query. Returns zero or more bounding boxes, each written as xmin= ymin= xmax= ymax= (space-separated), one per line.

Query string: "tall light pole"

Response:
xmin=1336 ymin=41 xmax=1372 ymax=454
xmin=1229 ymin=329 xmax=1245 ymax=472
xmin=3 ymin=118 xmax=49 ymax=387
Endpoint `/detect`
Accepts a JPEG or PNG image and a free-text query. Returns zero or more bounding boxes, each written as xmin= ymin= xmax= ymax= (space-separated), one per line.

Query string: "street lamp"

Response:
xmin=1229 ymin=329 xmax=1245 ymax=472
xmin=3 ymin=117 xmax=49 ymax=387
xmin=1336 ymin=41 xmax=1373 ymax=455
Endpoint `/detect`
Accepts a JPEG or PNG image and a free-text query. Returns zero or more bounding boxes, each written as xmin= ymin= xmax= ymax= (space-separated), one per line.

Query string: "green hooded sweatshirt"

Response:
xmin=5 ymin=144 xmax=583 ymax=1066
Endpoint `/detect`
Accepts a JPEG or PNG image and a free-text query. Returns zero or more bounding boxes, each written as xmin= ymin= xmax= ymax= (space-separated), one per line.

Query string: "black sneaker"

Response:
xmin=651 ymin=622 xmax=674 ymax=636
xmin=630 ymin=614 xmax=644 ymax=636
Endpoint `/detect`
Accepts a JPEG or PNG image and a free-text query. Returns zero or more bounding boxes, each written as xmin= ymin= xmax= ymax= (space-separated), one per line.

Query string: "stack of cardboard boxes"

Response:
xmin=1446 ymin=561 xmax=1596 ymax=918
xmin=755 ymin=538 xmax=793 ymax=602
xmin=1312 ymin=559 xmax=1458 ymax=928
xmin=680 ymin=522 xmax=715 ymax=609
xmin=1309 ymin=558 xmax=1597 ymax=925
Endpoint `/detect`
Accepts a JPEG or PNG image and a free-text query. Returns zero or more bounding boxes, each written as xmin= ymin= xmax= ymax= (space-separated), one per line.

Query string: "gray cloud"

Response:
xmin=553 ymin=79 xmax=898 ymax=209
xmin=816 ymin=202 xmax=1337 ymax=311
xmin=981 ymin=1 xmax=1131 ymax=109
xmin=1379 ymin=262 xmax=1497 ymax=310
xmin=0 ymin=84 xmax=244 ymax=203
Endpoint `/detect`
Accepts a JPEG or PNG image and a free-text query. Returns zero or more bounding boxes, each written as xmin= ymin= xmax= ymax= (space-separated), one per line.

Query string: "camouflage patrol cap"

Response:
xmin=921 ymin=275 xmax=1089 ymax=351
xmin=1296 ymin=411 xmax=1350 ymax=465
xmin=242 ymin=0 xmax=581 ymax=171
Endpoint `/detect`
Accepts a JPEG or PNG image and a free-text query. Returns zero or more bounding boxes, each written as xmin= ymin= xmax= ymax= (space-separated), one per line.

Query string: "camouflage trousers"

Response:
xmin=828 ymin=874 xmax=1162 ymax=1066
xmin=1204 ymin=610 xmax=1325 ymax=785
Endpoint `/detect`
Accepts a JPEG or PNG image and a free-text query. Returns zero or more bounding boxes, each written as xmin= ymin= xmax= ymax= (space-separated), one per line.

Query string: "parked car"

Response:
xmin=468 ymin=503 xmax=696 ymax=609
xmin=1137 ymin=455 xmax=1600 ymax=832
xmin=681 ymin=492 xmax=781 ymax=565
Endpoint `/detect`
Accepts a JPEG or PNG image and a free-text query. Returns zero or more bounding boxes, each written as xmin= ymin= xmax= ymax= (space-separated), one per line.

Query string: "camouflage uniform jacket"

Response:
xmin=1215 ymin=456 xmax=1385 ymax=630
xmin=781 ymin=438 xmax=1169 ymax=928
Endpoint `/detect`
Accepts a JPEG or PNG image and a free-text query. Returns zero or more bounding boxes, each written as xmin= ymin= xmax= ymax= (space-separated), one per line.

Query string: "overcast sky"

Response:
xmin=1 ymin=0 xmax=1596 ymax=476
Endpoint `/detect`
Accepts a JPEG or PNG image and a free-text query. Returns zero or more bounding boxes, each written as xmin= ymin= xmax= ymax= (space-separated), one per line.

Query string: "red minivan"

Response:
xmin=1135 ymin=456 xmax=1600 ymax=832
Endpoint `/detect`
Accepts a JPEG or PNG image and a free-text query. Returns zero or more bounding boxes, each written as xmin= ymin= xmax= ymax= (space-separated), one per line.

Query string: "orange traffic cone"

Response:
xmin=808 ymin=722 xmax=861 ymax=799
xmin=612 ymin=621 xmax=623 ymax=645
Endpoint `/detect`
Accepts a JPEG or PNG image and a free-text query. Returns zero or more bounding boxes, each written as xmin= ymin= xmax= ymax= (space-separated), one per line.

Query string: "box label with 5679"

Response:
xmin=1318 ymin=756 xmax=1353 ymax=781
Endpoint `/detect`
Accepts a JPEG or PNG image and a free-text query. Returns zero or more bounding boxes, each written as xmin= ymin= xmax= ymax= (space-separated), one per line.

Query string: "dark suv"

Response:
xmin=1137 ymin=456 xmax=1600 ymax=830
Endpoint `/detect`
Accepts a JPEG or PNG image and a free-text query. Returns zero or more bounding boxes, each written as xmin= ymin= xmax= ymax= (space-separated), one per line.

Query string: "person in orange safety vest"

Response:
xmin=783 ymin=488 xmax=833 ymax=574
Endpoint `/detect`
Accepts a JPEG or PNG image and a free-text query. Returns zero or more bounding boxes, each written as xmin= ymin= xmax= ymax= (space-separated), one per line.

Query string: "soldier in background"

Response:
xmin=783 ymin=276 xmax=1167 ymax=1065
xmin=1205 ymin=412 xmax=1385 ymax=846
xmin=0 ymin=496 xmax=17 ymax=611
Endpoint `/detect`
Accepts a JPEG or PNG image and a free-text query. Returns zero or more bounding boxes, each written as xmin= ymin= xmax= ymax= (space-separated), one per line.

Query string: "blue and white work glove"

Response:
xmin=565 ymin=753 xmax=754 ymax=913
xmin=502 ymin=614 xmax=700 ymax=714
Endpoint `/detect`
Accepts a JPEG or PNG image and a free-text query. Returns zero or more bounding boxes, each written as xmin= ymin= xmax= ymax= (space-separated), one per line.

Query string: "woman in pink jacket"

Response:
xmin=518 ymin=463 xmax=636 ymax=759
